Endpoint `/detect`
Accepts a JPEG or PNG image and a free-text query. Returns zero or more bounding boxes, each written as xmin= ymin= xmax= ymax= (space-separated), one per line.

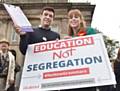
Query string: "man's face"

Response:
xmin=40 ymin=10 xmax=54 ymax=28
xmin=0 ymin=42 xmax=9 ymax=51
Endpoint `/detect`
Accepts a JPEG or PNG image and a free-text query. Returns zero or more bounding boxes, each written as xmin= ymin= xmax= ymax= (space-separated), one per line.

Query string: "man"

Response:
xmin=15 ymin=6 xmax=60 ymax=55
xmin=0 ymin=38 xmax=15 ymax=91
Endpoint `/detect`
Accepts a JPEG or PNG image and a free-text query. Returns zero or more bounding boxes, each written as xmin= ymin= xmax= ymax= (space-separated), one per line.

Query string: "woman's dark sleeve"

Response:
xmin=19 ymin=34 xmax=29 ymax=55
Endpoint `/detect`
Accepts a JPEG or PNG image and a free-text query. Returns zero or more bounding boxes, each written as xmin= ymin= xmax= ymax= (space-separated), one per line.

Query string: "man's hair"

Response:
xmin=41 ymin=6 xmax=55 ymax=16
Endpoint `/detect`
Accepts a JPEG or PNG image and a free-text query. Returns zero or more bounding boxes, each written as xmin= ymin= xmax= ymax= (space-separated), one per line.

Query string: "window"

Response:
xmin=11 ymin=30 xmax=17 ymax=42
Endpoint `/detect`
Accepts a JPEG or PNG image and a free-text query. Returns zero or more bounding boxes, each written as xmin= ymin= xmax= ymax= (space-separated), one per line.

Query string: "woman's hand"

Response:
xmin=64 ymin=36 xmax=72 ymax=39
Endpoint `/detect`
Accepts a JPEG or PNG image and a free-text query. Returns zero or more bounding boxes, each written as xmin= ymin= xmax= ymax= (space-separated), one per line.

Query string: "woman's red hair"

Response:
xmin=67 ymin=9 xmax=86 ymax=36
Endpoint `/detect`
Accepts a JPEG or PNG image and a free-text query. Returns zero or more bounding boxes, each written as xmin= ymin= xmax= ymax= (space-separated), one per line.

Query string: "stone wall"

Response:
xmin=1 ymin=0 xmax=68 ymax=3
xmin=0 ymin=2 xmax=95 ymax=63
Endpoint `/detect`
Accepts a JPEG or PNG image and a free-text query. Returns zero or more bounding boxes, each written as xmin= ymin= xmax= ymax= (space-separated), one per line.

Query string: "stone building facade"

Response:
xmin=0 ymin=2 xmax=95 ymax=64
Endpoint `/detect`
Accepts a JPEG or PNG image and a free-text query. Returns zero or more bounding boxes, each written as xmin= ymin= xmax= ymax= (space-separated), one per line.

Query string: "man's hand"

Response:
xmin=9 ymin=79 xmax=14 ymax=85
xmin=14 ymin=24 xmax=26 ymax=35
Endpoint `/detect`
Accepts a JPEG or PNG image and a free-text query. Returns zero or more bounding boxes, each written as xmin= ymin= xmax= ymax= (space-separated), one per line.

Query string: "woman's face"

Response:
xmin=69 ymin=14 xmax=81 ymax=29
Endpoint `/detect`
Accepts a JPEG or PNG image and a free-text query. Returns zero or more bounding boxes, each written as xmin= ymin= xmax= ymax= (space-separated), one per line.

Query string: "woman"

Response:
xmin=66 ymin=9 xmax=96 ymax=38
xmin=62 ymin=9 xmax=97 ymax=91
xmin=114 ymin=48 xmax=120 ymax=91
